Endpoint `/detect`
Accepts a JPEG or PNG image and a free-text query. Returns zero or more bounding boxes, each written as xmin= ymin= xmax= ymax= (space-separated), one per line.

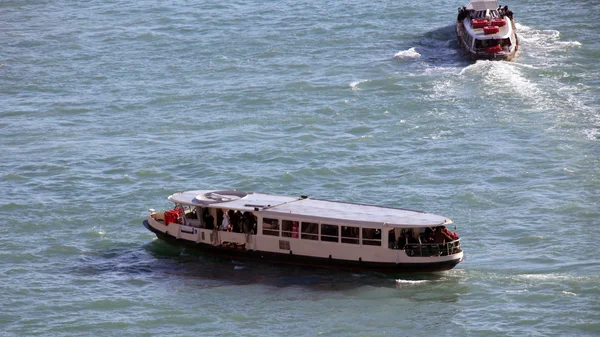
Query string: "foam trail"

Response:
xmin=394 ymin=47 xmax=421 ymax=60
xmin=459 ymin=61 xmax=541 ymax=101
xmin=349 ymin=79 xmax=371 ymax=91
xmin=484 ymin=61 xmax=540 ymax=98
xmin=395 ymin=279 xmax=429 ymax=284
xmin=517 ymin=23 xmax=581 ymax=57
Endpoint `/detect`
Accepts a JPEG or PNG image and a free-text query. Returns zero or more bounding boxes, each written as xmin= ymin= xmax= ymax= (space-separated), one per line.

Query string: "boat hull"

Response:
xmin=144 ymin=220 xmax=462 ymax=274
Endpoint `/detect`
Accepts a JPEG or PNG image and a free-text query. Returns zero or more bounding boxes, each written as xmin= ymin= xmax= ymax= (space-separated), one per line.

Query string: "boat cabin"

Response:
xmin=145 ymin=190 xmax=463 ymax=272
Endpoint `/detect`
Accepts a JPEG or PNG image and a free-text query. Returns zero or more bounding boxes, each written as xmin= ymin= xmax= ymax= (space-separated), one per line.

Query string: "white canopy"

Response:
xmin=168 ymin=190 xmax=451 ymax=228
xmin=466 ymin=0 xmax=499 ymax=11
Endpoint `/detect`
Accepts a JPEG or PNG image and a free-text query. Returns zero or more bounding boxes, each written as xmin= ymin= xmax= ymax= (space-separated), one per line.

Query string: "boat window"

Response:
xmin=301 ymin=222 xmax=318 ymax=240
xmin=320 ymin=224 xmax=339 ymax=242
xmin=341 ymin=226 xmax=359 ymax=244
xmin=281 ymin=220 xmax=299 ymax=238
xmin=362 ymin=228 xmax=381 ymax=246
xmin=475 ymin=39 xmax=498 ymax=50
xmin=262 ymin=218 xmax=279 ymax=236
xmin=180 ymin=205 xmax=201 ymax=227
xmin=181 ymin=205 xmax=192 ymax=218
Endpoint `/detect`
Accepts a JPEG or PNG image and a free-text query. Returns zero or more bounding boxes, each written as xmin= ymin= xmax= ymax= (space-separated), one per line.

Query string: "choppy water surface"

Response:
xmin=1 ymin=0 xmax=598 ymax=336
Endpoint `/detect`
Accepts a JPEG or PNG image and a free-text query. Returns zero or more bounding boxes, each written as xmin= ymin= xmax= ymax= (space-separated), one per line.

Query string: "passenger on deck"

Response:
xmin=242 ymin=211 xmax=253 ymax=233
xmin=442 ymin=226 xmax=457 ymax=240
xmin=457 ymin=6 xmax=468 ymax=21
xmin=397 ymin=230 xmax=408 ymax=250
xmin=216 ymin=209 xmax=223 ymax=229
xmin=504 ymin=6 xmax=513 ymax=20
xmin=221 ymin=211 xmax=230 ymax=231
xmin=433 ymin=226 xmax=455 ymax=243
xmin=186 ymin=207 xmax=195 ymax=219
xmin=251 ymin=213 xmax=257 ymax=234
xmin=388 ymin=230 xmax=396 ymax=248
xmin=204 ymin=211 xmax=214 ymax=230
xmin=232 ymin=210 xmax=242 ymax=233
xmin=423 ymin=227 xmax=435 ymax=243
xmin=226 ymin=210 xmax=236 ymax=232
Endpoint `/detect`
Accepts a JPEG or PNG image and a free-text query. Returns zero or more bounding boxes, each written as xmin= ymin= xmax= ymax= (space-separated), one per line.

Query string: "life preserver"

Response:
xmin=484 ymin=26 xmax=500 ymax=34
xmin=472 ymin=19 xmax=488 ymax=29
xmin=491 ymin=19 xmax=506 ymax=27
xmin=486 ymin=45 xmax=502 ymax=53
xmin=164 ymin=209 xmax=181 ymax=225
xmin=292 ymin=222 xmax=299 ymax=238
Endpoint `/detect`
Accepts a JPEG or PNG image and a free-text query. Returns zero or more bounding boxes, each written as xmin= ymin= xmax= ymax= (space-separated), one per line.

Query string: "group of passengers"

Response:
xmin=457 ymin=5 xmax=513 ymax=22
xmin=499 ymin=5 xmax=513 ymax=20
xmin=204 ymin=209 xmax=256 ymax=234
xmin=389 ymin=226 xmax=459 ymax=250
xmin=389 ymin=229 xmax=417 ymax=249
xmin=457 ymin=6 xmax=470 ymax=21
xmin=424 ymin=226 xmax=458 ymax=244
xmin=177 ymin=206 xmax=257 ymax=234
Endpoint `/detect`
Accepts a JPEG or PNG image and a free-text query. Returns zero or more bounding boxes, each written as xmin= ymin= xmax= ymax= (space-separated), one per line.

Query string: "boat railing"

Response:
xmin=404 ymin=239 xmax=461 ymax=257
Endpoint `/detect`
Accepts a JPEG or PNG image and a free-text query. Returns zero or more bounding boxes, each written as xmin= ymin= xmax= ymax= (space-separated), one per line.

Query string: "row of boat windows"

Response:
xmin=459 ymin=23 xmax=512 ymax=51
xmin=174 ymin=206 xmax=382 ymax=246
xmin=463 ymin=33 xmax=512 ymax=51
xmin=475 ymin=38 xmax=511 ymax=49
xmin=262 ymin=218 xmax=383 ymax=246
xmin=174 ymin=206 xmax=454 ymax=249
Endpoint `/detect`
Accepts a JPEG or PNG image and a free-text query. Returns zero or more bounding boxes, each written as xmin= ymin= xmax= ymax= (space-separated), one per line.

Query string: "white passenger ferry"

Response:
xmin=456 ymin=0 xmax=518 ymax=61
xmin=144 ymin=190 xmax=463 ymax=273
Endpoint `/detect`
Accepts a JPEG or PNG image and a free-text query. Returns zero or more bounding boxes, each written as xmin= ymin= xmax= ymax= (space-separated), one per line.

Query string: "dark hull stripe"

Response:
xmin=144 ymin=220 xmax=462 ymax=273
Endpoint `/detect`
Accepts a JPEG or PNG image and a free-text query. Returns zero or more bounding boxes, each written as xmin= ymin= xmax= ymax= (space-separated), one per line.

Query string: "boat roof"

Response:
xmin=466 ymin=0 xmax=499 ymax=11
xmin=168 ymin=190 xmax=451 ymax=228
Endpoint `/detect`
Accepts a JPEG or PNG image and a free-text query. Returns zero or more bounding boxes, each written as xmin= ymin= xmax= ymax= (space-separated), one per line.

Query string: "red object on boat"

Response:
xmin=486 ymin=45 xmax=502 ymax=53
xmin=484 ymin=26 xmax=500 ymax=34
xmin=164 ymin=209 xmax=180 ymax=225
xmin=491 ymin=19 xmax=506 ymax=27
xmin=472 ymin=19 xmax=488 ymax=29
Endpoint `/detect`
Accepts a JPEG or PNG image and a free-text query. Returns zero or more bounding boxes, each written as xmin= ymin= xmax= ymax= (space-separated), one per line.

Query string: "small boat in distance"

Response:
xmin=143 ymin=190 xmax=463 ymax=273
xmin=456 ymin=0 xmax=518 ymax=61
